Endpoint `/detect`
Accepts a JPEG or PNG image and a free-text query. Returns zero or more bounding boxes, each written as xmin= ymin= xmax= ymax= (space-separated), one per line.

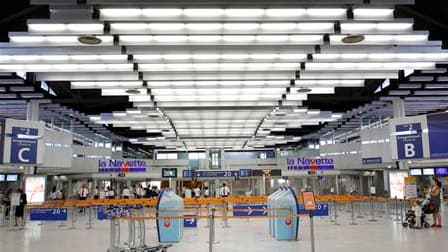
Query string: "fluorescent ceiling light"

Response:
xmin=265 ymin=9 xmax=306 ymax=17
xmin=142 ymin=9 xmax=183 ymax=17
xmin=260 ymin=23 xmax=296 ymax=30
xmin=185 ymin=23 xmax=223 ymax=30
xmin=111 ymin=23 xmax=148 ymax=30
xmin=183 ymin=9 xmax=225 ymax=17
xmin=222 ymin=35 xmax=255 ymax=42
xmin=188 ymin=35 xmax=222 ymax=42
xmin=153 ymin=35 xmax=188 ymax=42
xmin=223 ymin=23 xmax=259 ymax=30
xmin=148 ymin=23 xmax=185 ymax=30
xmin=306 ymin=8 xmax=346 ymax=17
xmin=353 ymin=8 xmax=394 ymax=19
xmin=224 ymin=9 xmax=265 ymax=17
xmin=101 ymin=9 xmax=142 ymax=17
xmin=66 ymin=23 xmax=104 ymax=32
xmin=28 ymin=24 xmax=66 ymax=32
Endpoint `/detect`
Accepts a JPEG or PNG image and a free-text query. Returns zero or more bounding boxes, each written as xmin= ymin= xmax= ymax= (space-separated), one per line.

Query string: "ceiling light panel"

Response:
xmin=119 ymin=35 xmax=323 ymax=45
xmin=27 ymin=23 xmax=104 ymax=34
xmin=71 ymin=81 xmax=143 ymax=89
xmin=138 ymin=63 xmax=300 ymax=71
xmin=340 ymin=22 xmax=413 ymax=33
xmin=9 ymin=35 xmax=114 ymax=46
xmin=305 ymin=62 xmax=435 ymax=71
xmin=100 ymin=8 xmax=346 ymax=21
xmin=0 ymin=54 xmax=127 ymax=63
xmin=133 ymin=53 xmax=307 ymax=63
xmin=146 ymin=80 xmax=291 ymax=88
xmin=330 ymin=34 xmax=431 ymax=45
xmin=353 ymin=8 xmax=394 ymax=20
xmin=313 ymin=53 xmax=448 ymax=62
xmin=110 ymin=22 xmax=334 ymax=34
xmin=0 ymin=64 xmax=133 ymax=72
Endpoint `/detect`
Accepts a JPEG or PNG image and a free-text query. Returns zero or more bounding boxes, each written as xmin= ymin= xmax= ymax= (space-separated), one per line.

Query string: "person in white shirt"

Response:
xmin=220 ymin=183 xmax=230 ymax=197
xmin=204 ymin=187 xmax=210 ymax=198
xmin=78 ymin=186 xmax=89 ymax=200
xmin=184 ymin=188 xmax=192 ymax=198
xmin=412 ymin=200 xmax=423 ymax=228
xmin=106 ymin=186 xmax=115 ymax=199
xmin=136 ymin=184 xmax=145 ymax=198
xmin=193 ymin=186 xmax=201 ymax=198
xmin=49 ymin=186 xmax=58 ymax=201
xmin=122 ymin=187 xmax=132 ymax=199
xmin=93 ymin=186 xmax=99 ymax=200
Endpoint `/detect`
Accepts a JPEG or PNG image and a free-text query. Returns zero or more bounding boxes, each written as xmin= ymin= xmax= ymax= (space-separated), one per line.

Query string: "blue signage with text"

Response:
xmin=183 ymin=215 xmax=198 ymax=228
xmin=362 ymin=157 xmax=383 ymax=165
xmin=30 ymin=208 xmax=68 ymax=221
xmin=287 ymin=157 xmax=334 ymax=170
xmin=396 ymin=123 xmax=423 ymax=159
xmin=298 ymin=203 xmax=329 ymax=216
xmin=183 ymin=170 xmax=241 ymax=178
xmin=233 ymin=204 xmax=267 ymax=216
xmin=98 ymin=159 xmax=147 ymax=173
xmin=10 ymin=126 xmax=38 ymax=164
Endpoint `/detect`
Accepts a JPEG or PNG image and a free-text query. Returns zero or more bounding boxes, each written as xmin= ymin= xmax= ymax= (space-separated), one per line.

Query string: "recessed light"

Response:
xmin=342 ymin=34 xmax=365 ymax=44
xmin=296 ymin=87 xmax=312 ymax=93
xmin=78 ymin=35 xmax=102 ymax=45
xmin=125 ymin=89 xmax=141 ymax=94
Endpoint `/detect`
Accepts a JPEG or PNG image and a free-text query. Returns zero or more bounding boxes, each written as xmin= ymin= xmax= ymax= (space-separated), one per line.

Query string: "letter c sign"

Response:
xmin=18 ymin=148 xmax=31 ymax=163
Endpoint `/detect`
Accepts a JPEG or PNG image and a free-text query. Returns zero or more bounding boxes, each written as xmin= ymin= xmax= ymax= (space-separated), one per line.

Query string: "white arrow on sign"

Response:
xmin=247 ymin=207 xmax=252 ymax=216
xmin=262 ymin=206 xmax=267 ymax=215
xmin=187 ymin=218 xmax=195 ymax=224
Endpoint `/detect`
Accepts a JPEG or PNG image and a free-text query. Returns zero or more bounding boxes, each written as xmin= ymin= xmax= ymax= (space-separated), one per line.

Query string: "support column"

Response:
xmin=392 ymin=98 xmax=409 ymax=170
xmin=26 ymin=100 xmax=40 ymax=121
xmin=335 ymin=176 xmax=340 ymax=195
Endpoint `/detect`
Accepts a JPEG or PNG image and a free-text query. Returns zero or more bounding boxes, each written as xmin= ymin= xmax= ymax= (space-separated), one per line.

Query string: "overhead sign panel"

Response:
xmin=395 ymin=123 xmax=424 ymax=159
xmin=287 ymin=157 xmax=334 ymax=170
xmin=427 ymin=112 xmax=448 ymax=159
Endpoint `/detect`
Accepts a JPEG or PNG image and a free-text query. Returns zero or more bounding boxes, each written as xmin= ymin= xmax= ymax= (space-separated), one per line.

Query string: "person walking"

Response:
xmin=15 ymin=189 xmax=27 ymax=227
xmin=430 ymin=178 xmax=442 ymax=228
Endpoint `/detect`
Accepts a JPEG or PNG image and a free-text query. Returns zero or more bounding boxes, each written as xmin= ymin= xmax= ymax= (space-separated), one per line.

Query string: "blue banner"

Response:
xmin=287 ymin=157 xmax=334 ymax=170
xmin=183 ymin=215 xmax=198 ymax=228
xmin=97 ymin=205 xmax=135 ymax=220
xmin=233 ymin=204 xmax=267 ymax=216
xmin=298 ymin=203 xmax=329 ymax=216
xmin=10 ymin=126 xmax=38 ymax=164
xmin=396 ymin=123 xmax=423 ymax=159
xmin=427 ymin=113 xmax=448 ymax=159
xmin=30 ymin=208 xmax=68 ymax=221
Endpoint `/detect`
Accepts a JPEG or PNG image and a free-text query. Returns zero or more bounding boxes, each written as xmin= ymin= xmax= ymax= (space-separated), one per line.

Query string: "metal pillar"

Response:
xmin=26 ymin=100 xmax=40 ymax=121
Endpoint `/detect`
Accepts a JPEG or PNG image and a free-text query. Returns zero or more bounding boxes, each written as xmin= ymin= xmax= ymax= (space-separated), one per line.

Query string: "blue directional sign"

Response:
xmin=183 ymin=215 xmax=198 ymax=228
xmin=10 ymin=126 xmax=38 ymax=164
xmin=183 ymin=170 xmax=242 ymax=178
xmin=396 ymin=123 xmax=423 ymax=159
xmin=233 ymin=204 xmax=267 ymax=217
xmin=30 ymin=208 xmax=68 ymax=221
xmin=298 ymin=203 xmax=329 ymax=216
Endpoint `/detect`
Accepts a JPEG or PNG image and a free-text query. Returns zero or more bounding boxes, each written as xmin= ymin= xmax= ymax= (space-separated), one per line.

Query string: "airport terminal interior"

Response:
xmin=0 ymin=0 xmax=448 ymax=251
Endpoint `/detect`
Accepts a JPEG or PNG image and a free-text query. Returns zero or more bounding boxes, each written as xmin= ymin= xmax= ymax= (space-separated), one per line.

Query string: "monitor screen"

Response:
xmin=0 ymin=174 xmax=5 ymax=182
xmin=435 ymin=167 xmax=448 ymax=176
xmin=162 ymin=168 xmax=177 ymax=178
xmin=423 ymin=168 xmax=435 ymax=175
xmin=410 ymin=169 xmax=422 ymax=176
xmin=6 ymin=174 xmax=18 ymax=182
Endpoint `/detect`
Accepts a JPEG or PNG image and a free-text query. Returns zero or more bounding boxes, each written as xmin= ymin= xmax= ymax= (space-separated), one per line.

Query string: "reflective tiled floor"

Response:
xmin=1 ymin=207 xmax=447 ymax=252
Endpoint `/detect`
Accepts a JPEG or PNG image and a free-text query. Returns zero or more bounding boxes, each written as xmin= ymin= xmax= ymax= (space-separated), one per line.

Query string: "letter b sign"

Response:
xmin=404 ymin=143 xmax=415 ymax=158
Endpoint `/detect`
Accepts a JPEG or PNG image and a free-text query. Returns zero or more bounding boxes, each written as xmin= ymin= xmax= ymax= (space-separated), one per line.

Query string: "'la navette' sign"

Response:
xmin=98 ymin=159 xmax=147 ymax=173
xmin=287 ymin=157 xmax=334 ymax=170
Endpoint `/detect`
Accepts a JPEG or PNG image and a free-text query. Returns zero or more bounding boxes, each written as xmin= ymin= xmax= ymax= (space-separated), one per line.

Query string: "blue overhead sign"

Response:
xmin=298 ymin=203 xmax=329 ymax=216
xmin=427 ymin=113 xmax=448 ymax=159
xmin=183 ymin=215 xmax=198 ymax=228
xmin=10 ymin=126 xmax=38 ymax=164
xmin=97 ymin=205 xmax=134 ymax=220
xmin=233 ymin=204 xmax=267 ymax=217
xmin=30 ymin=208 xmax=68 ymax=221
xmin=183 ymin=170 xmax=242 ymax=178
xmin=396 ymin=123 xmax=424 ymax=159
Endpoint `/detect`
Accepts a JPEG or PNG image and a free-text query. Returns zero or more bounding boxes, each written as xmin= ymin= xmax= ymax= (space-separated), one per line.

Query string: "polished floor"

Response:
xmin=1 ymin=205 xmax=447 ymax=252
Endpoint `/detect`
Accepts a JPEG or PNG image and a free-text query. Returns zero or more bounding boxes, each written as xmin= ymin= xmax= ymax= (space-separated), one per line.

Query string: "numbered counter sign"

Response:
xmin=30 ymin=208 xmax=68 ymax=221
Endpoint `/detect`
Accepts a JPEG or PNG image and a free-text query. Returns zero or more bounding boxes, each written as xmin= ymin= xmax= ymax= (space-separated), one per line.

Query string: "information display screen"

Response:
xmin=25 ymin=176 xmax=46 ymax=203
xmin=423 ymin=168 xmax=435 ymax=175
xmin=6 ymin=174 xmax=18 ymax=182
xmin=252 ymin=169 xmax=282 ymax=177
xmin=162 ymin=168 xmax=178 ymax=178
xmin=410 ymin=169 xmax=422 ymax=176
xmin=435 ymin=167 xmax=448 ymax=176
xmin=0 ymin=174 xmax=5 ymax=182
xmin=239 ymin=169 xmax=252 ymax=177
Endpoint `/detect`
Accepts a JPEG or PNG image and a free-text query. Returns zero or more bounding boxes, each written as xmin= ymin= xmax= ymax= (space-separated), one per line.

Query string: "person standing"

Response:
xmin=15 ymin=189 xmax=27 ymax=227
xmin=430 ymin=178 xmax=442 ymax=228
xmin=136 ymin=184 xmax=145 ymax=199
xmin=49 ymin=186 xmax=58 ymax=201
xmin=93 ymin=186 xmax=99 ymax=200
xmin=122 ymin=186 xmax=131 ymax=199
xmin=204 ymin=187 xmax=210 ymax=198
xmin=106 ymin=186 xmax=115 ymax=200
xmin=220 ymin=183 xmax=230 ymax=197
xmin=193 ymin=185 xmax=201 ymax=198
xmin=78 ymin=185 xmax=89 ymax=214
